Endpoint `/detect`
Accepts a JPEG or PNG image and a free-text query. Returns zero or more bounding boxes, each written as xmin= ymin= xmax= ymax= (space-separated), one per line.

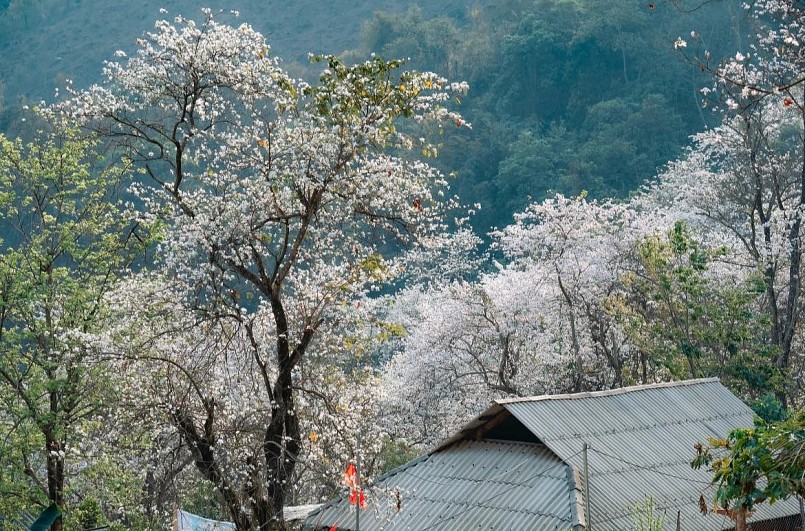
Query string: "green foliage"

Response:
xmin=0 ymin=2 xmax=784 ymax=522
xmin=493 ymin=93 xmax=686 ymax=216
xmin=0 ymin=126 xmax=149 ymax=526
xmin=749 ymin=394 xmax=787 ymax=423
xmin=178 ymin=481 xmax=232 ymax=524
xmin=62 ymin=420 xmax=162 ymax=530
xmin=611 ymin=222 xmax=781 ymax=397
xmin=64 ymin=498 xmax=104 ymax=531
xmin=358 ymin=0 xmax=731 ymax=231
xmin=362 ymin=7 xmax=460 ymax=76
xmin=692 ymin=410 xmax=805 ymax=513
xmin=377 ymin=437 xmax=420 ymax=474
xmin=0 ymin=0 xmax=743 ymax=232
xmin=494 ymin=126 xmax=574 ymax=215
xmin=629 ymin=496 xmax=666 ymax=531
xmin=305 ymin=54 xmax=452 ymax=131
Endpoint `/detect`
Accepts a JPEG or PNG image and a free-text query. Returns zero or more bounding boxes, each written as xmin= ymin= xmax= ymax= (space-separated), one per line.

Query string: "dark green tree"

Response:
xmin=611 ymin=222 xmax=780 ymax=397
xmin=692 ymin=410 xmax=805 ymax=531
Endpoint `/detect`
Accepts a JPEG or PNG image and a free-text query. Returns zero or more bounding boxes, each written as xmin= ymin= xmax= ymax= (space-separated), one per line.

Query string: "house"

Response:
xmin=303 ymin=378 xmax=802 ymax=530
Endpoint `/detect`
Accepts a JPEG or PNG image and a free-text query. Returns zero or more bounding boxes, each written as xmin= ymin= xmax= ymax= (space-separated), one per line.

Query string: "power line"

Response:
xmin=586 ymin=445 xmax=721 ymax=528
xmin=587 ymin=446 xmax=713 ymax=486
xmin=307 ymin=448 xmax=567 ymax=530
xmin=394 ymin=453 xmax=539 ymax=489
xmin=318 ymin=443 xmax=720 ymax=530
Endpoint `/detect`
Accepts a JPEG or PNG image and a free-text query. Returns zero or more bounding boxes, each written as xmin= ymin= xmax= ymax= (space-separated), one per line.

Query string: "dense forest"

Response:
xmin=0 ymin=1 xmax=803 ymax=530
xmin=0 ymin=0 xmax=741 ymax=231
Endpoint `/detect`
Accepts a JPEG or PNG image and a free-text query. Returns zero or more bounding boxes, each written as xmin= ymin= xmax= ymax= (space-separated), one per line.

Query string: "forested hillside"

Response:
xmin=1 ymin=0 xmax=739 ymax=230
xmin=0 ymin=1 xmax=803 ymax=531
xmin=354 ymin=0 xmax=745 ymax=229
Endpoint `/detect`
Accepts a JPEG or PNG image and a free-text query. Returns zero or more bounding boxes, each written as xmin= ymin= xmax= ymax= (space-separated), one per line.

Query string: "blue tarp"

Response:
xmin=176 ymin=510 xmax=235 ymax=531
xmin=176 ymin=504 xmax=321 ymax=529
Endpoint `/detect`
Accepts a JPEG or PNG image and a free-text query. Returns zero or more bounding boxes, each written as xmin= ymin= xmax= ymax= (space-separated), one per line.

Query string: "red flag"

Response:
xmin=329 ymin=524 xmax=337 ymax=531
xmin=342 ymin=462 xmax=366 ymax=509
xmin=350 ymin=488 xmax=367 ymax=508
xmin=342 ymin=463 xmax=358 ymax=489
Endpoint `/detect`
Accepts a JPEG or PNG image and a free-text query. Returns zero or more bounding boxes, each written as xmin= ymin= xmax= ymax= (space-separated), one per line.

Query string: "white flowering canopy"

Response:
xmin=48 ymin=9 xmax=476 ymax=529
xmin=50 ymin=10 xmax=473 ymax=312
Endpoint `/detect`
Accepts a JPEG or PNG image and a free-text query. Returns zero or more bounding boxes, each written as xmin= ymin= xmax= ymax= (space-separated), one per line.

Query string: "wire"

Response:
xmin=586 ymin=445 xmax=720 ymax=527
xmin=587 ymin=446 xmax=713 ymax=486
xmin=395 ymin=452 xmax=539 ymax=488
xmin=311 ymin=446 xmax=576 ymax=530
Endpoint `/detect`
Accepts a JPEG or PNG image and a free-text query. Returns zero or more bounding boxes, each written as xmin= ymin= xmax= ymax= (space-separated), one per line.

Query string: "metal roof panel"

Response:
xmin=502 ymin=379 xmax=800 ymax=530
xmin=303 ymin=439 xmax=580 ymax=531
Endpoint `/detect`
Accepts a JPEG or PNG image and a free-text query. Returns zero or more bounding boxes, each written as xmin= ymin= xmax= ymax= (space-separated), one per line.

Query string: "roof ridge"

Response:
xmin=495 ymin=377 xmax=720 ymax=405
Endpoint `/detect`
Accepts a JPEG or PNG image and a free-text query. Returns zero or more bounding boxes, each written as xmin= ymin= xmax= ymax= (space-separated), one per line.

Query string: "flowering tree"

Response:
xmin=0 ymin=127 xmax=146 ymax=530
xmin=374 ymin=0 xmax=805 ymax=467
xmin=381 ymin=181 xmax=787 ymax=450
xmin=671 ymin=0 xmax=805 ymax=405
xmin=379 ymin=194 xmax=653 ymax=448
xmin=50 ymin=10 xmax=470 ymax=530
xmin=380 ymin=270 xmax=583 ymax=447
xmin=102 ymin=275 xmax=392 ymax=522
xmin=641 ymin=102 xmax=804 ymax=406
xmin=494 ymin=194 xmax=647 ymax=388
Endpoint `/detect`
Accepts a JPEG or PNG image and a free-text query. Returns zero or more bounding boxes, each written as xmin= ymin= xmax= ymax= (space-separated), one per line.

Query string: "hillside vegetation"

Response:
xmin=1 ymin=0 xmax=738 ymax=230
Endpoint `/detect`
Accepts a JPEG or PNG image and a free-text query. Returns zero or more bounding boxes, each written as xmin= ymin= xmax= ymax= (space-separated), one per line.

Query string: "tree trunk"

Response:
xmin=557 ymin=272 xmax=584 ymax=391
xmin=261 ymin=295 xmax=309 ymax=531
xmin=735 ymin=509 xmax=747 ymax=531
xmin=173 ymin=407 xmax=254 ymax=530
xmin=263 ymin=366 xmax=302 ymax=530
xmin=45 ymin=432 xmax=64 ymax=531
xmin=774 ymin=127 xmax=805 ymax=408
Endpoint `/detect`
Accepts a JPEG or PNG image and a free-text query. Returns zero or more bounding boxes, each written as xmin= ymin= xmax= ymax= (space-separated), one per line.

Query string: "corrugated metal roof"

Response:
xmin=303 ymin=439 xmax=582 ymax=530
xmin=501 ymin=378 xmax=800 ymax=530
xmin=305 ymin=379 xmax=801 ymax=530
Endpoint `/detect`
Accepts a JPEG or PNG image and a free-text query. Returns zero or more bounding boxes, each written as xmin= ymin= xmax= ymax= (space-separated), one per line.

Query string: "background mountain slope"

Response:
xmin=0 ymin=0 xmax=740 ymax=231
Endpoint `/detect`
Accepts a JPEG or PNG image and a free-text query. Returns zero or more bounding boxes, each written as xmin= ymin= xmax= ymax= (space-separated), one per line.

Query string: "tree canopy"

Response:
xmin=0 ymin=127 xmax=148 ymax=530
xmin=48 ymin=10 xmax=473 ymax=529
